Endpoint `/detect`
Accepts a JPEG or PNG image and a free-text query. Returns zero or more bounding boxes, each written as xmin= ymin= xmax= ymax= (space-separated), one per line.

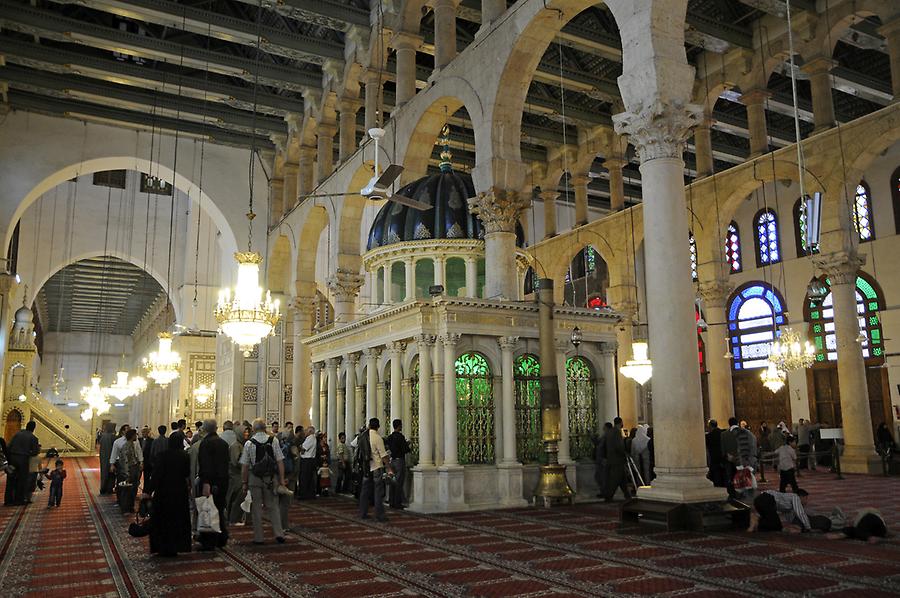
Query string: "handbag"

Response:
xmin=128 ymin=503 xmax=152 ymax=538
xmin=732 ymin=466 xmax=754 ymax=491
xmin=195 ymin=495 xmax=221 ymax=534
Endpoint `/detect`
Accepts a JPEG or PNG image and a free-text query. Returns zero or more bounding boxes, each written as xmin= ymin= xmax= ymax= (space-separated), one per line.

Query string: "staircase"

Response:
xmin=27 ymin=392 xmax=94 ymax=453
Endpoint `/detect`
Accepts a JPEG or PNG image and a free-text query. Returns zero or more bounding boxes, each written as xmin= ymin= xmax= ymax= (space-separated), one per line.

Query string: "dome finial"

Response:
xmin=439 ymin=123 xmax=452 ymax=173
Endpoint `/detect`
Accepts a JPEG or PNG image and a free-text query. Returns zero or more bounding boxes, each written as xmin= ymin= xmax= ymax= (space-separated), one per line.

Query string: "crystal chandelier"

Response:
xmin=215 ymin=251 xmax=280 ymax=356
xmin=80 ymin=373 xmax=111 ymax=420
xmin=769 ymin=327 xmax=815 ymax=371
xmin=760 ymin=360 xmax=786 ymax=393
xmin=143 ymin=332 xmax=182 ymax=387
xmin=193 ymin=382 xmax=216 ymax=406
xmin=619 ymin=341 xmax=653 ymax=385
xmin=105 ymin=370 xmax=136 ymax=401
xmin=129 ymin=375 xmax=148 ymax=395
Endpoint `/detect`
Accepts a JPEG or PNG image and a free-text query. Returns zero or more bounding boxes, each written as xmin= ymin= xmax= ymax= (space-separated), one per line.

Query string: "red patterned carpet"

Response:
xmin=0 ymin=458 xmax=898 ymax=597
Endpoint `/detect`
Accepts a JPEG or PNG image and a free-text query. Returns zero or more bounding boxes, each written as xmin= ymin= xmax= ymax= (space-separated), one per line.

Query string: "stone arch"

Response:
xmin=296 ymin=205 xmax=329 ymax=299
xmin=813 ymin=1 xmax=897 ymax=59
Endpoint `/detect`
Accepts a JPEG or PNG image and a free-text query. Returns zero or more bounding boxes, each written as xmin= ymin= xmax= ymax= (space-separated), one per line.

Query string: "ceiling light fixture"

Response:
xmin=143 ymin=332 xmax=181 ymax=387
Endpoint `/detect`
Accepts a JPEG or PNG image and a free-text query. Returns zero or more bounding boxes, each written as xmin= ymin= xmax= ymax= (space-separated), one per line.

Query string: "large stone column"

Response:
xmin=404 ymin=258 xmax=415 ymax=301
xmin=540 ymin=191 xmax=557 ymax=239
xmin=614 ymin=102 xmax=723 ymax=503
xmin=327 ymin=268 xmax=364 ymax=324
xmin=698 ymin=280 xmax=734 ymax=424
xmin=740 ymin=89 xmax=770 ymax=158
xmin=572 ymin=174 xmax=590 ymax=226
xmin=310 ymin=362 xmax=322 ymax=430
xmin=433 ymin=256 xmax=445 ymax=288
xmin=802 ymin=57 xmax=837 ymax=134
xmin=325 ymin=358 xmax=339 ymax=452
xmin=813 ymin=250 xmax=880 ymax=472
xmin=344 ymin=353 xmax=358 ymax=442
xmin=605 ymin=158 xmax=627 ymax=211
xmin=599 ymin=345 xmax=619 ymax=425
xmin=432 ymin=0 xmax=460 ymax=70
xmin=392 ymin=32 xmax=422 ymax=106
xmin=291 ymin=302 xmax=314 ymax=426
xmin=416 ymin=335 xmax=434 ymax=466
xmin=363 ymin=348 xmax=380 ymax=422
xmin=468 ymin=189 xmax=530 ymax=300
xmin=298 ymin=145 xmax=316 ymax=196
xmin=432 ymin=339 xmax=445 ymax=465
xmin=441 ymin=334 xmax=460 ymax=465
xmin=337 ymin=99 xmax=362 ymax=163
xmin=692 ymin=116 xmax=714 ymax=178
xmin=316 ymin=123 xmax=337 ymax=183
xmin=363 ymin=70 xmax=383 ymax=132
xmin=498 ymin=336 xmax=519 ymax=464
xmin=464 ymin=256 xmax=478 ymax=297
xmin=554 ymin=340 xmax=573 ymax=465
xmin=388 ymin=341 xmax=406 ymax=423
xmin=879 ymin=18 xmax=900 ymax=102
xmin=383 ymin=264 xmax=393 ymax=304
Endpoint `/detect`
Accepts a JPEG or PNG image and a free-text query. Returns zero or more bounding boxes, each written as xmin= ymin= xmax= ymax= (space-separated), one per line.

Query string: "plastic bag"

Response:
xmin=733 ymin=466 xmax=754 ymax=491
xmin=240 ymin=489 xmax=252 ymax=513
xmin=195 ymin=495 xmax=221 ymax=534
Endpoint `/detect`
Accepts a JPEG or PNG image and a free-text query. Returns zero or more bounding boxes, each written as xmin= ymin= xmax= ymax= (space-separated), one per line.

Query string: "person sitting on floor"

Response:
xmin=748 ymin=489 xmax=811 ymax=533
xmin=826 ymin=508 xmax=888 ymax=544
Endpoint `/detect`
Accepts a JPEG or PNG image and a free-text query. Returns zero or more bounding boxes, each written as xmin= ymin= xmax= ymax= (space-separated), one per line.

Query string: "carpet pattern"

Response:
xmin=0 ymin=459 xmax=898 ymax=597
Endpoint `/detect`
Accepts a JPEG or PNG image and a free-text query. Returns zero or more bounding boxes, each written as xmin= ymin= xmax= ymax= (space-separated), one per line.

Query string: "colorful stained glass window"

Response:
xmin=689 ymin=232 xmax=698 ymax=282
xmin=724 ymin=221 xmax=741 ymax=273
xmin=585 ymin=246 xmax=596 ymax=273
xmin=566 ymin=357 xmax=596 ymax=461
xmin=808 ymin=275 xmax=883 ymax=362
xmin=755 ymin=209 xmax=781 ymax=266
xmin=524 ymin=267 xmax=540 ymax=295
xmin=455 ymin=352 xmax=495 ymax=464
xmin=409 ymin=361 xmax=419 ymax=466
xmin=854 ymin=182 xmax=874 ymax=242
xmin=727 ymin=282 xmax=787 ymax=370
xmin=514 ymin=354 xmax=542 ymax=464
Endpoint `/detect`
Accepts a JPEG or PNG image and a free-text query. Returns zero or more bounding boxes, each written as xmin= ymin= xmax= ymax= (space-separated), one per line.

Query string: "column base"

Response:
xmin=558 ymin=458 xmax=578 ymax=494
xmin=637 ymin=471 xmax=727 ymax=504
xmin=496 ymin=462 xmax=529 ymax=508
xmin=408 ymin=465 xmax=441 ymax=513
xmin=841 ymin=447 xmax=882 ymax=474
xmin=436 ymin=464 xmax=467 ymax=512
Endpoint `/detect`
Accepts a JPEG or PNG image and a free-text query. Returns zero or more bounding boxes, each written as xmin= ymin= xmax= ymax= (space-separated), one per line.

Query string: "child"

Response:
xmin=48 ymin=459 xmax=66 ymax=507
xmin=775 ymin=435 xmax=800 ymax=493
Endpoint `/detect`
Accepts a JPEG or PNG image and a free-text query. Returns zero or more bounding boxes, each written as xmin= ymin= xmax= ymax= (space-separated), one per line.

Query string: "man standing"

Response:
xmin=794 ymin=418 xmax=811 ymax=470
xmin=139 ymin=426 xmax=154 ymax=486
xmin=721 ymin=418 xmax=740 ymax=496
xmin=7 ymin=420 xmax=40 ymax=504
xmin=97 ymin=423 xmax=116 ymax=495
xmin=240 ymin=419 xmax=286 ymax=544
xmin=602 ymin=417 xmax=631 ymax=502
xmin=197 ymin=419 xmax=230 ymax=550
xmin=298 ymin=426 xmax=317 ymax=499
xmin=358 ymin=418 xmax=392 ymax=523
xmin=385 ymin=420 xmax=410 ymax=508
xmin=271 ymin=421 xmax=280 ymax=438
xmin=220 ymin=420 xmax=237 ymax=447
xmin=706 ymin=419 xmax=725 ymax=488
xmin=334 ymin=432 xmax=351 ymax=494
xmin=109 ymin=424 xmax=131 ymax=496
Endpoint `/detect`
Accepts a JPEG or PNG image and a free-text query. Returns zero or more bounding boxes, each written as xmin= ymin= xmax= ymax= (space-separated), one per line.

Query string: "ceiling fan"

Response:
xmin=303 ymin=127 xmax=431 ymax=211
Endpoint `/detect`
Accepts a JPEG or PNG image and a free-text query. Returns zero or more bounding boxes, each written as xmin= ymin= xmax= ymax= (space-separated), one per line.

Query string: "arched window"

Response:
xmin=455 ymin=352 xmax=495 ymax=464
xmin=564 ymin=246 xmax=609 ymax=308
xmin=793 ymin=198 xmax=819 ymax=257
xmin=853 ymin=182 xmax=874 ymax=242
xmin=523 ymin=267 xmax=540 ymax=296
xmin=727 ymin=282 xmax=788 ymax=370
xmin=754 ymin=209 xmax=781 ymax=267
xmin=891 ymin=166 xmax=900 ymax=235
xmin=689 ymin=232 xmax=698 ymax=282
xmin=566 ymin=356 xmax=596 ymax=461
xmin=807 ymin=274 xmax=884 ymax=362
xmin=514 ymin=354 xmax=542 ymax=464
xmin=724 ymin=221 xmax=742 ymax=274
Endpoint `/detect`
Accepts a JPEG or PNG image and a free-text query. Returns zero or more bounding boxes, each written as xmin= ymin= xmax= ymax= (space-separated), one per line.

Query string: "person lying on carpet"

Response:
xmin=747 ymin=489 xmax=811 ymax=533
xmin=825 ymin=508 xmax=888 ymax=544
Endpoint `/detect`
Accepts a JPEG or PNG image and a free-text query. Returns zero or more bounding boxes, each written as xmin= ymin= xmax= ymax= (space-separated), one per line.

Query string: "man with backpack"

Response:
xmin=239 ymin=419 xmax=286 ymax=544
xmin=357 ymin=418 xmax=392 ymax=523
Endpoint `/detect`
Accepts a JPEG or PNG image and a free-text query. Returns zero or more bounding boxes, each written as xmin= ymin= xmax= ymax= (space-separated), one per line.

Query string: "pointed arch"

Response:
xmin=727 ymin=282 xmax=789 ymax=371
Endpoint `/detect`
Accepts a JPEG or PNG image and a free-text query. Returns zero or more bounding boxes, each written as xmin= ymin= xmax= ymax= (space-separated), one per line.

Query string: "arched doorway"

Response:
xmin=4 ymin=409 xmax=22 ymax=444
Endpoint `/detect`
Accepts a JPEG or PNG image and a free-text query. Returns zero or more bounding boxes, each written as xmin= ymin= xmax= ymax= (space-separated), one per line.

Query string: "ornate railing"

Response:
xmin=26 ymin=392 xmax=94 ymax=452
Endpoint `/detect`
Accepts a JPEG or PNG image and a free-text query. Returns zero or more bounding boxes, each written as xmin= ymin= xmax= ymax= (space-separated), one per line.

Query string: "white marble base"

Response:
xmin=408 ymin=466 xmax=441 ymax=513
xmin=496 ymin=462 xmax=529 ymax=508
xmin=841 ymin=450 xmax=882 ymax=475
xmin=436 ymin=465 xmax=467 ymax=512
xmin=637 ymin=472 xmax=727 ymax=504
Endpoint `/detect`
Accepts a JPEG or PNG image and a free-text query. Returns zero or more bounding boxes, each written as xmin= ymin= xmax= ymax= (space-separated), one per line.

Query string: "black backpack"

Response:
xmin=250 ymin=437 xmax=278 ymax=478
xmin=355 ymin=431 xmax=372 ymax=472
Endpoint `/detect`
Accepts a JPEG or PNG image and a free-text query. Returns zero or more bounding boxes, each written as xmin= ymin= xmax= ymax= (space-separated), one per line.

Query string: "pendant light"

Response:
xmin=143 ymin=332 xmax=181 ymax=388
xmin=769 ymin=326 xmax=815 ymax=371
xmin=760 ymin=361 xmax=786 ymax=393
xmin=215 ymin=0 xmax=280 ymax=355
xmin=620 ymin=340 xmax=653 ymax=385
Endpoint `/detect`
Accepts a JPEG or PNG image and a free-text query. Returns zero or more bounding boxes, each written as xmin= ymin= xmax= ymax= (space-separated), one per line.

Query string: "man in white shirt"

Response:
xmin=358 ymin=418 xmax=392 ymax=523
xmin=749 ymin=489 xmax=812 ymax=532
xmin=239 ymin=419 xmax=286 ymax=544
xmin=298 ymin=426 xmax=317 ymax=499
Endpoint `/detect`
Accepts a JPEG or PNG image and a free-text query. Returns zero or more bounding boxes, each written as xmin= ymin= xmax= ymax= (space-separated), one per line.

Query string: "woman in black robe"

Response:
xmin=142 ymin=434 xmax=191 ymax=557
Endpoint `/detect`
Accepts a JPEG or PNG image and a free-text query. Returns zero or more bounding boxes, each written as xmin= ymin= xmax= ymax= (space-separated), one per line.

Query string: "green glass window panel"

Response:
xmin=814 ymin=336 xmax=824 ymax=350
xmin=409 ymin=362 xmax=419 ymax=466
xmin=873 ymin=347 xmax=883 ymax=356
xmin=871 ymin=327 xmax=881 ymax=340
xmin=857 ymin=276 xmax=877 ymax=300
xmin=813 ymin=323 xmax=822 ymax=334
xmin=810 ymin=311 xmax=820 ymax=320
xmin=383 ymin=377 xmax=391 ymax=425
xmin=816 ymin=354 xmax=825 ymax=362
xmin=566 ymin=357 xmax=596 ymax=461
xmin=514 ymin=355 xmax=542 ymax=463
xmin=869 ymin=302 xmax=879 ymax=312
xmin=455 ymin=352 xmax=495 ymax=464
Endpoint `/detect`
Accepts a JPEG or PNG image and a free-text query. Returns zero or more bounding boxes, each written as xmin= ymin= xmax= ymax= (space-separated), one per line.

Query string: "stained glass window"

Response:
xmin=514 ymin=355 xmax=542 ymax=464
xmin=727 ymin=282 xmax=787 ymax=370
xmin=724 ymin=221 xmax=741 ymax=273
xmin=585 ymin=246 xmax=596 ymax=273
xmin=524 ymin=267 xmax=540 ymax=295
xmin=409 ymin=361 xmax=419 ymax=466
xmin=808 ymin=275 xmax=884 ymax=362
xmin=754 ymin=209 xmax=781 ymax=267
xmin=455 ymin=352 xmax=495 ymax=464
xmin=854 ymin=182 xmax=874 ymax=242
xmin=794 ymin=198 xmax=819 ymax=257
xmin=689 ymin=232 xmax=698 ymax=282
xmin=383 ymin=375 xmax=391 ymax=428
xmin=566 ymin=357 xmax=596 ymax=461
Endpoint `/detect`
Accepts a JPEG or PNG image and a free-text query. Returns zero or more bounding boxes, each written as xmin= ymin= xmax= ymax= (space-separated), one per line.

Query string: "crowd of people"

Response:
xmin=0 ymin=421 xmax=63 ymax=507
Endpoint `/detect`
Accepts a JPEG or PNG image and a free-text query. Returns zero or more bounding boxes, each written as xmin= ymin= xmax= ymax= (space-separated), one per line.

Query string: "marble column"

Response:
xmin=692 ymin=116 xmax=715 ymax=178
xmin=699 ymin=280 xmax=735 ymax=424
xmin=392 ymin=32 xmax=422 ymax=106
xmin=383 ymin=264 xmax=393 ymax=304
xmin=432 ymin=339 xmax=445 ymax=466
xmin=614 ymin=102 xmax=724 ymax=503
xmin=554 ymin=340 xmax=573 ymax=465
xmin=878 ymin=18 xmax=900 ymax=102
xmin=310 ymin=362 xmax=322 ymax=430
xmin=416 ymin=335 xmax=435 ymax=466
xmin=441 ymin=334 xmax=460 ymax=465
xmin=605 ymin=157 xmax=627 ymax=211
xmin=802 ymin=57 xmax=837 ymax=134
xmin=375 ymin=382 xmax=385 ymax=426
xmin=298 ymin=145 xmax=316 ymax=196
xmin=740 ymin=89 xmax=771 ymax=158
xmin=325 ymin=358 xmax=339 ymax=452
xmin=336 ymin=384 xmax=345 ymax=443
xmin=401 ymin=378 xmax=412 ymax=434
xmin=813 ymin=250 xmax=880 ymax=472
xmin=498 ymin=336 xmax=519 ymax=464
xmin=388 ymin=341 xmax=406 ymax=424
xmin=291 ymin=302 xmax=315 ymax=426
xmin=355 ymin=385 xmax=365 ymax=431
xmin=464 ymin=256 xmax=478 ymax=297
xmin=540 ymin=191 xmax=557 ymax=239
xmin=337 ymin=99 xmax=362 ymax=163
xmin=467 ymin=189 xmax=530 ymax=300
xmin=404 ymin=258 xmax=415 ymax=301
xmin=363 ymin=70 xmax=383 ymax=132
xmin=433 ymin=256 xmax=445 ymax=289
xmin=327 ymin=268 xmax=364 ymax=324
xmin=344 ymin=353 xmax=358 ymax=441
xmin=316 ymin=123 xmax=337 ymax=183
xmin=599 ymin=345 xmax=619 ymax=425
xmin=364 ymin=348 xmax=381 ymax=422
xmin=432 ymin=0 xmax=460 ymax=70
xmin=572 ymin=174 xmax=590 ymax=226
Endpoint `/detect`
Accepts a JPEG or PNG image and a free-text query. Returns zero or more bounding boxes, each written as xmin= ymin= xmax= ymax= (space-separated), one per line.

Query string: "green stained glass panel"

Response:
xmin=409 ymin=362 xmax=419 ymax=467
xmin=514 ymin=355 xmax=542 ymax=463
xmin=455 ymin=352 xmax=494 ymax=464
xmin=566 ymin=357 xmax=596 ymax=461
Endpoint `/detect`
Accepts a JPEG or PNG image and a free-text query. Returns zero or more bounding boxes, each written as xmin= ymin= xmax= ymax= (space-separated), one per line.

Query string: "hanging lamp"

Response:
xmin=619 ymin=341 xmax=653 ymax=385
xmin=193 ymin=382 xmax=216 ymax=406
xmin=760 ymin=361 xmax=786 ymax=393
xmin=143 ymin=332 xmax=182 ymax=387
xmin=80 ymin=372 xmax=111 ymax=421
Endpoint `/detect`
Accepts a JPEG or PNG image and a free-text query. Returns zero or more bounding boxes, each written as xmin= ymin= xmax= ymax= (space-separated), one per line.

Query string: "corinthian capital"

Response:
xmin=326 ymin=268 xmax=364 ymax=301
xmin=812 ymin=250 xmax=866 ymax=285
xmin=467 ymin=188 xmax=530 ymax=234
xmin=612 ymin=100 xmax=702 ymax=162
xmin=697 ymin=280 xmax=734 ymax=308
xmin=497 ymin=336 xmax=519 ymax=352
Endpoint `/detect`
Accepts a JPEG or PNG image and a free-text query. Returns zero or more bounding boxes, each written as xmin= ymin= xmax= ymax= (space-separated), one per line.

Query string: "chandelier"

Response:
xmin=769 ymin=327 xmax=815 ymax=371
xmin=129 ymin=375 xmax=148 ymax=395
xmin=80 ymin=373 xmax=111 ymax=421
xmin=760 ymin=360 xmax=786 ymax=393
xmin=105 ymin=370 xmax=136 ymax=401
xmin=215 ymin=251 xmax=280 ymax=356
xmin=619 ymin=341 xmax=653 ymax=385
xmin=143 ymin=332 xmax=182 ymax=387
xmin=193 ymin=382 xmax=216 ymax=407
